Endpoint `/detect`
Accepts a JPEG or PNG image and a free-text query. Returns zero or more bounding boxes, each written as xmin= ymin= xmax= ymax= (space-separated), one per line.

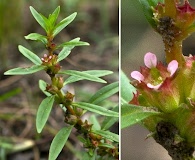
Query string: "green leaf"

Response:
xmin=92 ymin=130 xmax=119 ymax=143
xmin=56 ymin=41 xmax=89 ymax=49
xmin=57 ymin=38 xmax=80 ymax=62
xmin=53 ymin=12 xmax=77 ymax=37
xmin=49 ymin=126 xmax=73 ymax=160
xmin=64 ymin=70 xmax=113 ymax=85
xmin=98 ymin=143 xmax=115 ymax=149
xmin=121 ymin=103 xmax=161 ymax=129
xmin=139 ymin=0 xmax=163 ymax=28
xmin=18 ymin=45 xmax=42 ymax=65
xmin=4 ymin=65 xmax=45 ymax=75
xmin=89 ymin=115 xmax=101 ymax=130
xmin=30 ymin=6 xmax=48 ymax=32
xmin=101 ymin=106 xmax=119 ymax=130
xmin=59 ymin=70 xmax=107 ymax=83
xmin=48 ymin=6 xmax=60 ymax=28
xmin=39 ymin=80 xmax=51 ymax=96
xmin=73 ymin=102 xmax=119 ymax=117
xmin=25 ymin=33 xmax=47 ymax=44
xmin=89 ymin=82 xmax=118 ymax=105
xmin=36 ymin=96 xmax=55 ymax=133
xmin=121 ymin=70 xmax=136 ymax=104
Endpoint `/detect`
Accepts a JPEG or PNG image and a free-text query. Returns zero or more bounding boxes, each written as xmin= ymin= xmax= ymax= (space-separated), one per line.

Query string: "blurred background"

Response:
xmin=121 ymin=0 xmax=195 ymax=160
xmin=0 ymin=0 xmax=118 ymax=159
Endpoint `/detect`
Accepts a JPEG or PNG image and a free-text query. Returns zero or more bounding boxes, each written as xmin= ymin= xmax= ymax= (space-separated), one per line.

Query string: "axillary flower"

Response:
xmin=130 ymin=52 xmax=179 ymax=113
xmin=131 ymin=52 xmax=178 ymax=89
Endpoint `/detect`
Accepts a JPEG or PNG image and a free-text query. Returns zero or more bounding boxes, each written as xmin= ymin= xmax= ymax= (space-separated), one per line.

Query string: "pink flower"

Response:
xmin=131 ymin=52 xmax=178 ymax=89
xmin=144 ymin=52 xmax=157 ymax=68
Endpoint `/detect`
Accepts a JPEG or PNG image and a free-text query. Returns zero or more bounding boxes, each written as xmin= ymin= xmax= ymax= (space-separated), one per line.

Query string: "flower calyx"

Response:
xmin=130 ymin=52 xmax=179 ymax=113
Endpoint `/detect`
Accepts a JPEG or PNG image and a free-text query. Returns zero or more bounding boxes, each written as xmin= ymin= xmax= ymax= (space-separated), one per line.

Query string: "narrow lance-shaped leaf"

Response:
xmin=48 ymin=6 xmax=60 ymax=28
xmin=101 ymin=106 xmax=119 ymax=130
xmin=56 ymin=41 xmax=89 ymax=49
xmin=57 ymin=38 xmax=80 ymax=62
xmin=39 ymin=80 xmax=51 ymax=96
xmin=36 ymin=96 xmax=55 ymax=133
xmin=89 ymin=82 xmax=119 ymax=105
xmin=89 ymin=115 xmax=101 ymax=130
xmin=30 ymin=6 xmax=48 ymax=32
xmin=98 ymin=143 xmax=115 ymax=149
xmin=18 ymin=45 xmax=42 ymax=65
xmin=4 ymin=65 xmax=45 ymax=75
xmin=49 ymin=126 xmax=73 ymax=160
xmin=59 ymin=70 xmax=107 ymax=83
xmin=64 ymin=70 xmax=113 ymax=85
xmin=92 ymin=130 xmax=119 ymax=143
xmin=121 ymin=103 xmax=161 ymax=129
xmin=121 ymin=70 xmax=136 ymax=104
xmin=73 ymin=102 xmax=119 ymax=117
xmin=25 ymin=33 xmax=47 ymax=44
xmin=53 ymin=12 xmax=77 ymax=37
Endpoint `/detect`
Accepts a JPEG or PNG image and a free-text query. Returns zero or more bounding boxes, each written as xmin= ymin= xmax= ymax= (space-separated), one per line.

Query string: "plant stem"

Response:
xmin=154 ymin=121 xmax=195 ymax=160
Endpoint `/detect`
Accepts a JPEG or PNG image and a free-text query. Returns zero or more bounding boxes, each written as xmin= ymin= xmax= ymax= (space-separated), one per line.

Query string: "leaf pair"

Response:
xmin=26 ymin=7 xmax=89 ymax=49
xmin=4 ymin=45 xmax=45 ymax=75
xmin=29 ymin=6 xmax=74 ymax=37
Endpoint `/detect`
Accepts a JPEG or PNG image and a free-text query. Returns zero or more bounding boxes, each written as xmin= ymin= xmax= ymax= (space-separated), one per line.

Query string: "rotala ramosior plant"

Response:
xmin=121 ymin=0 xmax=195 ymax=159
xmin=4 ymin=6 xmax=119 ymax=160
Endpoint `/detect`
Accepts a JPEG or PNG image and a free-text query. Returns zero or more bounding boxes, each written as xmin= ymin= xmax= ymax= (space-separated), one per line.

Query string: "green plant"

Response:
xmin=122 ymin=0 xmax=195 ymax=159
xmin=4 ymin=6 xmax=119 ymax=160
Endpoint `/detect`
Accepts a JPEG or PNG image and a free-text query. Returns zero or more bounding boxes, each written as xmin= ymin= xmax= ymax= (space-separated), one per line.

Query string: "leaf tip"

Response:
xmin=85 ymin=42 xmax=90 ymax=46
xmin=37 ymin=127 xmax=42 ymax=134
xmin=18 ymin=45 xmax=22 ymax=50
xmin=4 ymin=71 xmax=10 ymax=75
xmin=29 ymin=6 xmax=34 ymax=12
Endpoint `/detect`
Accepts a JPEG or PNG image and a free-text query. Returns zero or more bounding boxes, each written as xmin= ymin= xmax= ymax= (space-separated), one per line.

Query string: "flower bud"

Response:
xmin=75 ymin=107 xmax=83 ymax=117
xmin=64 ymin=114 xmax=78 ymax=125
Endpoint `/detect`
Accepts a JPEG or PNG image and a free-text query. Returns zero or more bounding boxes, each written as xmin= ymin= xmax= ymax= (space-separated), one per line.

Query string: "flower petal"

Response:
xmin=147 ymin=83 xmax=162 ymax=90
xmin=144 ymin=52 xmax=157 ymax=68
xmin=131 ymin=71 xmax=144 ymax=83
xmin=167 ymin=60 xmax=178 ymax=76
